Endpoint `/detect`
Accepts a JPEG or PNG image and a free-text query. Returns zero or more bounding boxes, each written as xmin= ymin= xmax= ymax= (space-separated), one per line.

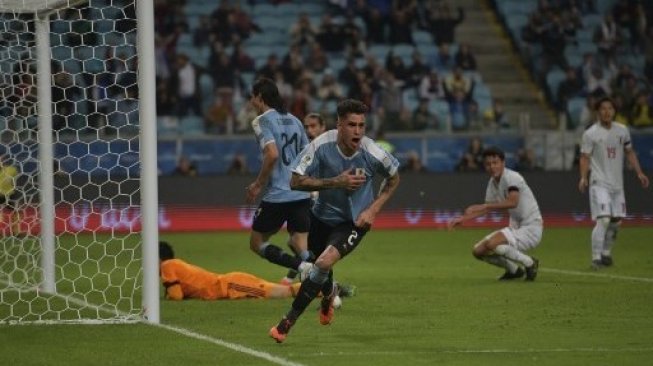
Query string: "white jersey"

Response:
xmin=580 ymin=121 xmax=632 ymax=191
xmin=485 ymin=168 xmax=542 ymax=228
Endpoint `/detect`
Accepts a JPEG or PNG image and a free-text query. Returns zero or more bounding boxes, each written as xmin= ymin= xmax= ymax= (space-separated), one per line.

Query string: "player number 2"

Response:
xmin=347 ymin=230 xmax=358 ymax=246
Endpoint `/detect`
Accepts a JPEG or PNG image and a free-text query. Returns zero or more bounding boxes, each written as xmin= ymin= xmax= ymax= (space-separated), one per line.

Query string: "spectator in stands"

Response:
xmin=593 ymin=14 xmax=621 ymax=68
xmin=614 ymin=75 xmax=641 ymax=114
xmin=231 ymin=42 xmax=255 ymax=72
xmin=344 ymin=27 xmax=367 ymax=59
xmin=418 ymin=69 xmax=445 ymax=101
xmin=317 ymin=14 xmax=345 ymax=53
xmin=0 ymin=153 xmax=21 ymax=236
xmin=156 ymin=78 xmax=177 ymax=117
xmin=388 ymin=9 xmax=414 ymax=45
xmin=256 ymin=54 xmax=281 ymax=81
xmin=363 ymin=7 xmax=387 ymax=44
xmin=317 ymin=69 xmax=344 ymax=102
xmin=556 ymin=67 xmax=584 ymax=111
xmin=227 ymin=154 xmax=249 ymax=175
xmin=175 ymin=54 xmax=201 ymax=117
xmin=586 ymin=67 xmax=612 ymax=96
xmin=407 ymin=51 xmax=430 ymax=88
xmin=643 ymin=27 xmax=653 ymax=81
xmin=193 ymin=15 xmax=212 ymax=47
xmin=232 ymin=2 xmax=261 ymax=39
xmin=630 ymin=92 xmax=653 ymax=129
xmin=448 ymin=89 xmax=471 ymax=131
xmin=541 ymin=15 xmax=568 ymax=72
xmin=455 ymin=43 xmax=477 ymax=71
xmin=374 ymin=129 xmax=395 ymax=154
xmin=289 ymin=78 xmax=317 ymax=121
xmin=578 ymin=94 xmax=598 ymax=129
xmin=290 ymin=13 xmax=317 ymax=49
xmin=611 ymin=0 xmax=642 ymax=53
xmin=444 ymin=66 xmax=473 ymax=101
xmin=426 ymin=1 xmax=464 ymax=46
xmin=281 ymin=45 xmax=306 ymax=87
xmin=611 ymin=95 xmax=630 ymax=125
xmin=455 ymin=137 xmax=484 ymax=172
xmin=375 ymin=70 xmax=408 ymax=131
xmin=235 ymin=102 xmax=258 ymax=134
xmin=385 ymin=52 xmax=410 ymax=84
xmin=400 ymin=151 xmax=427 ymax=173
xmin=173 ymin=156 xmax=198 ymax=177
xmin=515 ymin=148 xmax=539 ymax=172
xmin=339 ymin=58 xmax=359 ymax=91
xmin=154 ymin=35 xmax=171 ymax=81
xmin=431 ymin=43 xmax=454 ymax=72
xmin=204 ymin=88 xmax=234 ymax=134
xmin=411 ymin=98 xmax=435 ymax=130
xmin=274 ymin=71 xmax=293 ymax=103
xmin=306 ymin=43 xmax=329 ymax=73
xmin=483 ymin=98 xmax=509 ymax=130
xmin=209 ymin=50 xmax=236 ymax=89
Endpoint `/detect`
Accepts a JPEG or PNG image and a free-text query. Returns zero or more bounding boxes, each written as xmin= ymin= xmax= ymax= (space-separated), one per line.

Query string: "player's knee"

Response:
xmin=596 ymin=217 xmax=611 ymax=228
xmin=472 ymin=242 xmax=487 ymax=259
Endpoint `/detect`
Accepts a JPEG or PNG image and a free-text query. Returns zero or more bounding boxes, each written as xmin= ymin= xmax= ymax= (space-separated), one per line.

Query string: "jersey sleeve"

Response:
xmin=623 ymin=125 xmax=632 ymax=149
xmin=580 ymin=129 xmax=593 ymax=155
xmin=251 ymin=115 xmax=275 ymax=149
xmin=291 ymin=141 xmax=319 ymax=176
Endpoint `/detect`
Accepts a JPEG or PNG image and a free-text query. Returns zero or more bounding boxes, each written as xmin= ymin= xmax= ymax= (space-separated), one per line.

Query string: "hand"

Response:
xmin=578 ymin=177 xmax=588 ymax=193
xmin=338 ymin=167 xmax=366 ymax=191
xmin=638 ymin=172 xmax=650 ymax=188
xmin=447 ymin=216 xmax=463 ymax=231
xmin=355 ymin=208 xmax=375 ymax=230
xmin=464 ymin=204 xmax=486 ymax=216
xmin=245 ymin=181 xmax=261 ymax=204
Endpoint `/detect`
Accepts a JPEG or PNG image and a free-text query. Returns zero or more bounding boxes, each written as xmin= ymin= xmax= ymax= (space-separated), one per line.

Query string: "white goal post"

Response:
xmin=0 ymin=0 xmax=159 ymax=324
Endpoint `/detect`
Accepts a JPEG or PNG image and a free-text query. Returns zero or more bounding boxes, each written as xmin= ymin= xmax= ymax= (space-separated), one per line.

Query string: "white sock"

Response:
xmin=602 ymin=222 xmax=619 ymax=256
xmin=483 ymin=254 xmax=519 ymax=273
xmin=495 ymin=244 xmax=534 ymax=267
xmin=591 ymin=221 xmax=608 ymax=260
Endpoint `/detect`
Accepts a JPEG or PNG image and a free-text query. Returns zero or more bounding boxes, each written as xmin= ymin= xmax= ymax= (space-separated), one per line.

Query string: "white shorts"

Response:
xmin=486 ymin=224 xmax=542 ymax=252
xmin=589 ymin=185 xmax=626 ymax=220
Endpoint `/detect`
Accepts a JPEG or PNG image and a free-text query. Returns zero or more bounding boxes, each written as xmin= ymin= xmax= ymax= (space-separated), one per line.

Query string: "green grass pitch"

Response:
xmin=2 ymin=227 xmax=653 ymax=366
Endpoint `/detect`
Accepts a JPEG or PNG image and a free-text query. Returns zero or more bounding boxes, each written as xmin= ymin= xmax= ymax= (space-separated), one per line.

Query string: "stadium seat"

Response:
xmin=413 ymin=31 xmax=432 ymax=45
xmin=546 ymin=69 xmax=566 ymax=103
xmin=180 ymin=115 xmax=205 ymax=136
xmin=566 ymin=97 xmax=586 ymax=128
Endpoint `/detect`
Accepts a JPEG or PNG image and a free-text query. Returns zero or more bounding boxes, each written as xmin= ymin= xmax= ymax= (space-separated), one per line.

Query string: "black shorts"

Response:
xmin=251 ymin=199 xmax=311 ymax=234
xmin=308 ymin=212 xmax=368 ymax=259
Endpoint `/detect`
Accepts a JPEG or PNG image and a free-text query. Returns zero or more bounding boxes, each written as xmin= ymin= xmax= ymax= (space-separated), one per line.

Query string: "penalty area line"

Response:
xmin=154 ymin=322 xmax=307 ymax=366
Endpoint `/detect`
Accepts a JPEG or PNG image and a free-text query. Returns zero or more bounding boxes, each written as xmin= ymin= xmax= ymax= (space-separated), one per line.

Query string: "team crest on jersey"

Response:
xmin=300 ymin=154 xmax=312 ymax=169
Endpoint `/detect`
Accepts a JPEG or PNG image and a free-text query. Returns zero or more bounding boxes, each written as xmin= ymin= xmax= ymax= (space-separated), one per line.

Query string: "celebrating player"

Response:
xmin=578 ymin=96 xmax=649 ymax=269
xmin=269 ymin=99 xmax=400 ymax=343
xmin=448 ymin=147 xmax=542 ymax=281
xmin=245 ymin=78 xmax=313 ymax=279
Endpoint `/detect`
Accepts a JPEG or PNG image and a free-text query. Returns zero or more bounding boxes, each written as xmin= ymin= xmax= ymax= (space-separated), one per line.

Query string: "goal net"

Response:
xmin=0 ymin=0 xmax=159 ymax=324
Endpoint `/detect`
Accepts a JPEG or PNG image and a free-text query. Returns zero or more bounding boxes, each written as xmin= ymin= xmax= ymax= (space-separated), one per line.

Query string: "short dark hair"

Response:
xmin=159 ymin=241 xmax=175 ymax=261
xmin=482 ymin=146 xmax=505 ymax=161
xmin=304 ymin=112 xmax=325 ymax=126
xmin=594 ymin=96 xmax=615 ymax=111
xmin=337 ymin=99 xmax=368 ymax=120
xmin=251 ymin=77 xmax=287 ymax=114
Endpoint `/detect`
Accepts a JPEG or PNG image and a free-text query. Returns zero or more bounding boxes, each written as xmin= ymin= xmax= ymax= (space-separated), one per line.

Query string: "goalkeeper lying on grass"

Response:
xmin=159 ymin=241 xmax=355 ymax=301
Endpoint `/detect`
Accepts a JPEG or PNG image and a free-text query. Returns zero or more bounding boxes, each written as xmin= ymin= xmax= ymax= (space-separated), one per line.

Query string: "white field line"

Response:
xmin=540 ymin=267 xmax=653 ymax=283
xmin=0 ymin=279 xmax=305 ymax=366
xmin=300 ymin=347 xmax=653 ymax=357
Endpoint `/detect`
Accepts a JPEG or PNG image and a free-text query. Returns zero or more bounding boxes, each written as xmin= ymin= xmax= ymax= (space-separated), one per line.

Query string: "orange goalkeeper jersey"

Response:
xmin=160 ymin=259 xmax=285 ymax=300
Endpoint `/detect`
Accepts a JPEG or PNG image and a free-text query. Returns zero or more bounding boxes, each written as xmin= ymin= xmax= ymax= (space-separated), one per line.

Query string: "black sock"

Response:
xmin=287 ymin=278 xmax=323 ymax=321
xmin=263 ymin=245 xmax=302 ymax=270
xmin=320 ymin=271 xmax=334 ymax=303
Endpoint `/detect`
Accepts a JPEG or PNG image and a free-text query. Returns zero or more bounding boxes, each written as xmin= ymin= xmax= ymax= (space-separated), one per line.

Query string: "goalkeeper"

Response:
xmin=0 ymin=154 xmax=21 ymax=236
xmin=159 ymin=241 xmax=353 ymax=301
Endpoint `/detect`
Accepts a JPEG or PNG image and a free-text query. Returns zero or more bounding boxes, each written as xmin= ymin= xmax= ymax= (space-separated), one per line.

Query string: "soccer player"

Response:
xmin=160 ymin=241 xmax=353 ymax=302
xmin=159 ymin=241 xmax=300 ymax=300
xmin=578 ymin=96 xmax=649 ymax=269
xmin=245 ymin=78 xmax=313 ymax=279
xmin=303 ymin=112 xmax=327 ymax=141
xmin=280 ymin=112 xmax=327 ymax=285
xmin=448 ymin=147 xmax=542 ymax=281
xmin=269 ymin=99 xmax=401 ymax=343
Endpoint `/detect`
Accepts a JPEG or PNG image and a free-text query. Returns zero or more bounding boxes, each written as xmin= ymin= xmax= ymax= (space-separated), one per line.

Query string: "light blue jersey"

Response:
xmin=252 ymin=109 xmax=311 ymax=203
xmin=291 ymin=130 xmax=400 ymax=226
